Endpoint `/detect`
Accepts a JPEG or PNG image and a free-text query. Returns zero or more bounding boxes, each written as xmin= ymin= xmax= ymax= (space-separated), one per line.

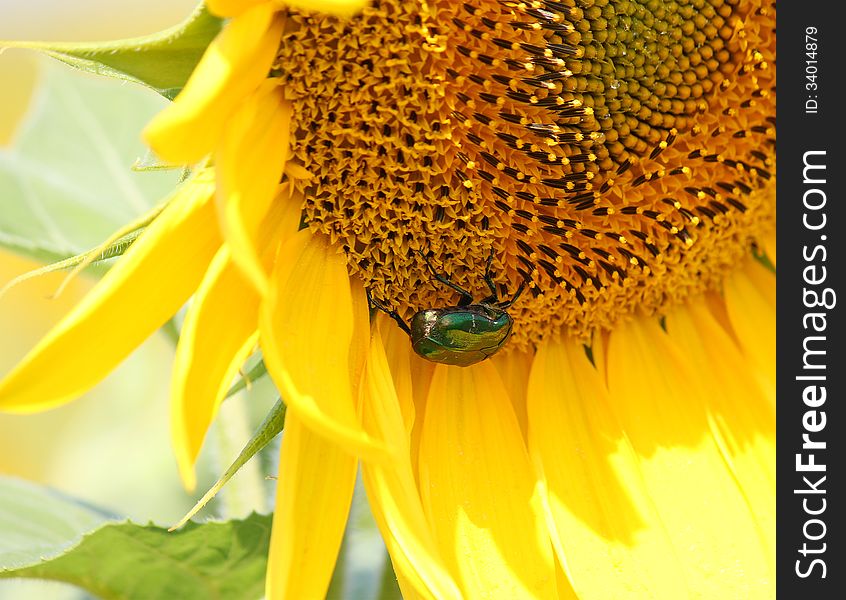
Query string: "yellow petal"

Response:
xmin=274 ymin=0 xmax=368 ymax=17
xmin=376 ymin=312 xmax=435 ymax=488
xmin=418 ymin=362 xmax=556 ymax=599
xmin=605 ymin=317 xmax=773 ymax=597
xmin=143 ymin=4 xmax=284 ymax=164
xmin=215 ymin=81 xmax=293 ymax=295
xmin=208 ymin=0 xmax=368 ymax=18
xmin=259 ymin=231 xmax=388 ymax=461
xmin=266 ymin=412 xmax=357 ymax=600
xmin=375 ymin=313 xmax=416 ymax=434
xmin=361 ymin=324 xmax=462 ymax=600
xmin=0 ymin=174 xmax=219 ymax=413
xmin=528 ymin=336 xmax=689 ymax=598
xmin=346 ymin=276 xmax=370 ymax=414
xmin=724 ymin=259 xmax=776 ymax=404
xmin=407 ymin=346 xmax=436 ymax=487
xmin=490 ymin=347 xmax=533 ymax=441
xmin=665 ymin=300 xmax=775 ymax=558
xmin=553 ymin=558 xmax=579 ymax=600
xmin=762 ymin=228 xmax=776 ymax=266
xmin=265 ymin=185 xmax=307 ymax=245
xmin=206 ymin=0 xmax=269 ymax=17
xmin=170 ymin=246 xmax=259 ymax=492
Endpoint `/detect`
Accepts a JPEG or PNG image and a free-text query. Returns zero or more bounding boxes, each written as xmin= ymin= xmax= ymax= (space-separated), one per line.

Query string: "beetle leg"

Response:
xmin=367 ymin=290 xmax=412 ymax=336
xmin=417 ymin=250 xmax=474 ymax=305
xmin=482 ymin=248 xmax=499 ymax=301
xmin=499 ymin=280 xmax=527 ymax=309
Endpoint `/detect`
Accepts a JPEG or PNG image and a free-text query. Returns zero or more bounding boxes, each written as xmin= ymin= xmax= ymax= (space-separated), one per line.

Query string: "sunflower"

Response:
xmin=0 ymin=0 xmax=775 ymax=598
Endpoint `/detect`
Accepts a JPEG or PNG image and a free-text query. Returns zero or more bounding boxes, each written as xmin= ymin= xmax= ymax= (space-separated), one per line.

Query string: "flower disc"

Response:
xmin=277 ymin=0 xmax=775 ymax=345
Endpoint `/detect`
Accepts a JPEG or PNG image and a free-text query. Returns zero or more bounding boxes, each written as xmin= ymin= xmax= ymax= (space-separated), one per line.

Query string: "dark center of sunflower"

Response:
xmin=275 ymin=0 xmax=775 ymax=347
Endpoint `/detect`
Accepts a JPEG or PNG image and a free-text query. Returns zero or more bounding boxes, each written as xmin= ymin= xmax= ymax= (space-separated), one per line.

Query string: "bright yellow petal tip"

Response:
xmin=142 ymin=4 xmax=283 ymax=164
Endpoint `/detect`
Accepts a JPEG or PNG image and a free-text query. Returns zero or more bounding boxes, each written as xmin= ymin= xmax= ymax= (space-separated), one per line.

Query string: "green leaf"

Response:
xmin=0 ymin=477 xmax=114 ymax=571
xmin=0 ymin=59 xmax=180 ymax=264
xmin=0 ymin=3 xmax=223 ymax=100
xmin=0 ymin=477 xmax=272 ymax=600
xmin=2 ymin=515 xmax=272 ymax=600
xmin=171 ymin=398 xmax=286 ymax=531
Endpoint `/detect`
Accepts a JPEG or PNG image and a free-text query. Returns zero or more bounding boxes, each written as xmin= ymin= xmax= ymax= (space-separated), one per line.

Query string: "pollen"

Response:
xmin=276 ymin=0 xmax=776 ymax=346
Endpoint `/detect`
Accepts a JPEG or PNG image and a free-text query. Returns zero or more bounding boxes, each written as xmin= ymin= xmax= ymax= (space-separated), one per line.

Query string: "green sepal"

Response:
xmin=132 ymin=149 xmax=188 ymax=173
xmin=0 ymin=2 xmax=223 ymax=100
xmin=752 ymin=244 xmax=776 ymax=274
xmin=0 ymin=227 xmax=144 ymax=300
xmin=170 ymin=398 xmax=286 ymax=531
xmin=225 ymin=358 xmax=269 ymax=400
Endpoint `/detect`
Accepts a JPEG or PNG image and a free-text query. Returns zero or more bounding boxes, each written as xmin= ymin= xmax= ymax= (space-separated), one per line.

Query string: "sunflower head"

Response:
xmin=0 ymin=1 xmax=776 ymax=598
xmin=276 ymin=0 xmax=775 ymax=352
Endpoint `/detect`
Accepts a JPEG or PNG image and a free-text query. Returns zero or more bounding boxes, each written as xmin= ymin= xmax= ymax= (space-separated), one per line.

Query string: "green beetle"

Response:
xmin=369 ymin=251 xmax=525 ymax=367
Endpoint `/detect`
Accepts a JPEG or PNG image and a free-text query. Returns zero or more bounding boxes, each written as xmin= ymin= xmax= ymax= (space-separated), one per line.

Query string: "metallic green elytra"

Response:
xmin=369 ymin=250 xmax=525 ymax=367
xmin=409 ymin=304 xmax=514 ymax=367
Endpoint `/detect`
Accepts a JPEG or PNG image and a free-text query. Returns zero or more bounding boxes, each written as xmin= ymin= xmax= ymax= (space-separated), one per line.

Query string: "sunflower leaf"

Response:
xmin=0 ymin=59 xmax=180 ymax=264
xmin=170 ymin=398 xmax=286 ymax=531
xmin=0 ymin=477 xmax=115 ymax=571
xmin=0 ymin=3 xmax=223 ymax=100
xmin=0 ymin=477 xmax=272 ymax=600
xmin=2 ymin=517 xmax=272 ymax=600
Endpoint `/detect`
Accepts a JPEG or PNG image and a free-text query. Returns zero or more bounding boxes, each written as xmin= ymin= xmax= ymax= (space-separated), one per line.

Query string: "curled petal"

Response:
xmin=215 ymin=82 xmax=293 ymax=295
xmin=375 ymin=313 xmax=417 ymax=434
xmin=259 ymin=231 xmax=388 ymax=461
xmin=143 ymin=4 xmax=284 ymax=164
xmin=376 ymin=312 xmax=434 ymax=487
